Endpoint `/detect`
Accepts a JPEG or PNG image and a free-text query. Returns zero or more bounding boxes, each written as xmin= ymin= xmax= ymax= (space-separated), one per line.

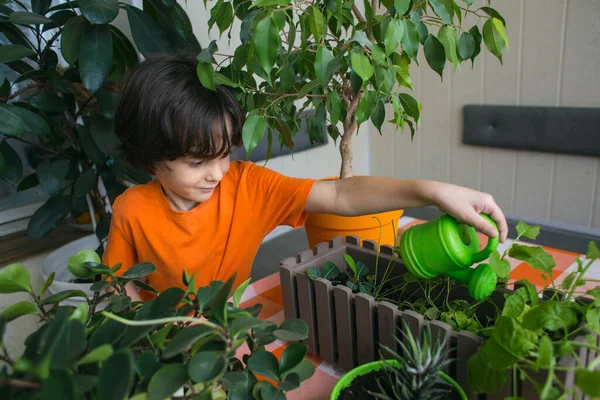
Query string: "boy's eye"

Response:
xmin=188 ymin=161 xmax=204 ymax=167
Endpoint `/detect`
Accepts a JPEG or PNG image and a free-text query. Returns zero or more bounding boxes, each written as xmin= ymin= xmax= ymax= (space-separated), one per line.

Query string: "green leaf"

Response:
xmin=586 ymin=308 xmax=600 ymax=334
xmin=326 ymin=91 xmax=343 ymax=126
xmin=61 ymin=16 xmax=86 ymax=64
xmin=438 ymin=25 xmax=459 ymax=69
xmin=394 ymin=0 xmax=410 ymax=15
xmin=516 ymin=221 xmax=540 ymax=240
xmin=242 ymin=113 xmax=266 ymax=156
xmin=251 ymin=0 xmax=291 ymax=7
xmin=123 ymin=262 xmax=156 ymax=279
xmin=424 ymin=34 xmax=446 ymax=79
xmin=80 ymin=0 xmax=119 ymax=25
xmin=279 ymin=62 xmax=294 ymax=90
xmin=97 ymin=349 xmax=134 ymax=400
xmin=136 ymin=351 xmax=161 ymax=384
xmin=36 ymin=160 xmax=68 ymax=197
xmin=483 ymin=18 xmax=506 ymax=64
xmin=480 ymin=7 xmax=506 ymax=27
xmin=273 ymin=319 xmax=309 ymax=341
xmin=148 ymin=364 xmax=189 ymax=400
xmin=0 ymin=263 xmax=31 ymax=293
xmin=523 ymin=301 xmax=578 ymax=332
xmin=278 ymin=372 xmax=300 ymax=392
xmin=233 ymin=278 xmax=251 ymax=308
xmin=457 ymin=32 xmax=475 ymax=61
xmin=40 ymin=290 xmax=89 ymax=306
xmin=350 ymin=53 xmax=374 ymax=84
xmin=9 ymin=11 xmax=53 ymax=25
xmin=0 ymin=140 xmax=22 ymax=185
xmin=0 ymin=44 xmax=36 ymax=63
xmin=51 ymin=319 xmax=86 ymax=369
xmin=74 ymin=169 xmax=97 ymax=198
xmin=314 ymin=47 xmax=334 ymax=85
xmin=508 ymin=244 xmax=555 ymax=274
xmin=306 ymin=267 xmax=322 ymax=281
xmin=344 ymin=254 xmax=357 ymax=276
xmin=307 ymin=6 xmax=324 ymax=42
xmin=79 ymin=23 xmax=113 ymax=94
xmin=493 ymin=316 xmax=538 ymax=358
xmin=297 ymin=79 xmax=320 ymax=97
xmin=189 ymin=351 xmax=227 ymax=383
xmin=196 ymin=62 xmax=216 ymax=91
xmin=231 ymin=316 xmax=266 ymax=336
xmin=398 ymin=93 xmax=420 ymax=122
xmin=150 ymin=287 xmax=184 ymax=318
xmin=77 ymin=344 xmax=113 ymax=366
xmin=489 ymin=250 xmax=510 ymax=278
xmin=356 ymin=90 xmax=377 ymax=125
xmin=253 ymin=15 xmax=279 ymax=76
xmin=586 ymin=287 xmax=600 ymax=307
xmin=0 ymin=301 xmax=37 ymax=322
xmin=209 ymin=0 xmax=234 ymax=35
xmin=587 ymin=241 xmax=600 ymax=259
xmin=27 ymin=195 xmax=71 ymax=240
xmin=40 ymin=370 xmax=77 ymax=400
xmin=536 ymin=335 xmax=554 ymax=369
xmin=576 ymin=370 xmax=600 ymax=397
xmin=322 ymin=261 xmax=341 ymax=280
xmin=467 ymin=352 xmax=509 ymax=393
xmin=162 ymin=324 xmax=213 ymax=359
xmin=248 ymin=350 xmax=280 ymax=380
xmin=124 ymin=5 xmax=173 ymax=57
xmin=429 ymin=0 xmax=453 ymax=25
xmin=469 ymin=25 xmax=482 ymax=65
xmin=210 ymin=275 xmax=235 ymax=326
xmin=281 ymin=359 xmax=314 ymax=382
xmin=400 ymin=20 xmax=419 ymax=62
xmin=27 ymin=92 xmax=69 ymax=113
xmin=279 ymin=343 xmax=308 ymax=375
xmin=384 ymin=18 xmax=404 ymax=55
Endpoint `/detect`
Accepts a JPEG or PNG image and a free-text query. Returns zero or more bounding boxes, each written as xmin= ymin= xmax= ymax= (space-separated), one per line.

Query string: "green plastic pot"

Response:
xmin=330 ymin=360 xmax=468 ymax=400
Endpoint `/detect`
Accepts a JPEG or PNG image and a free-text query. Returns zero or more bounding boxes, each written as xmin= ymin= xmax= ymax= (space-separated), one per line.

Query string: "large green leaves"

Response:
xmin=80 ymin=0 xmax=119 ymax=25
xmin=162 ymin=324 xmax=214 ymax=359
xmin=483 ymin=18 xmax=507 ymax=63
xmin=522 ymin=301 xmax=579 ymax=332
xmin=79 ymin=23 xmax=113 ymax=94
xmin=247 ymin=350 xmax=279 ymax=381
xmin=61 ymin=16 xmax=86 ymax=65
xmin=148 ymin=364 xmax=189 ymax=400
xmin=350 ymin=53 xmax=374 ymax=84
xmin=253 ymin=15 xmax=280 ymax=76
xmin=384 ymin=18 xmax=404 ymax=55
xmin=188 ymin=351 xmax=227 ymax=383
xmin=242 ymin=113 xmax=266 ymax=156
xmin=97 ymin=349 xmax=135 ymax=400
xmin=0 ymin=264 xmax=32 ymax=294
xmin=0 ymin=301 xmax=37 ymax=322
xmin=576 ymin=370 xmax=600 ymax=397
xmin=0 ymin=103 xmax=50 ymax=135
xmin=51 ymin=319 xmax=86 ymax=369
xmin=124 ymin=4 xmax=173 ymax=57
xmin=508 ymin=244 xmax=555 ymax=274
xmin=438 ymin=26 xmax=459 ymax=69
xmin=314 ymin=47 xmax=334 ymax=85
xmin=424 ymin=34 xmax=445 ymax=79
xmin=429 ymin=0 xmax=453 ymax=25
xmin=0 ymin=140 xmax=23 ymax=185
xmin=0 ymin=44 xmax=36 ymax=63
xmin=400 ymin=20 xmax=420 ymax=61
xmin=197 ymin=62 xmax=216 ymax=91
xmin=27 ymin=195 xmax=71 ymax=240
xmin=36 ymin=160 xmax=69 ymax=197
xmin=9 ymin=11 xmax=53 ymax=25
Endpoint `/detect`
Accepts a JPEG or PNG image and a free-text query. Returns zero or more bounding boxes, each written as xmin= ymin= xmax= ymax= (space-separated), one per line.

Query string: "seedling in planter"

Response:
xmin=307 ymin=256 xmax=376 ymax=295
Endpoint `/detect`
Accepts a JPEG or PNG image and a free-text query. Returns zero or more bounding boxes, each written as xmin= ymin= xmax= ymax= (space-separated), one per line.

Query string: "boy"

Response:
xmin=103 ymin=54 xmax=508 ymax=302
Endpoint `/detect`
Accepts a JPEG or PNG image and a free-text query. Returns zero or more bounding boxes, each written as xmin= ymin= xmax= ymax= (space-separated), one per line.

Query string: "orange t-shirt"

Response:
xmin=102 ymin=160 xmax=316 ymax=301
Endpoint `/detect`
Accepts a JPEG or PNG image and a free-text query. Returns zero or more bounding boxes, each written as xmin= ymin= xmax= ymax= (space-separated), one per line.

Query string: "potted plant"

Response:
xmin=331 ymin=322 xmax=467 ymax=400
xmin=0 ymin=0 xmax=199 ymax=298
xmin=280 ymin=220 xmax=600 ymax=398
xmin=196 ymin=0 xmax=509 ymax=247
xmin=0 ymin=258 xmax=315 ymax=399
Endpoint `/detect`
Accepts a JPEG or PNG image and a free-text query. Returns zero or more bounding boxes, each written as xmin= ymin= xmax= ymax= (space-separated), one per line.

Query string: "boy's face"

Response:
xmin=154 ymin=155 xmax=230 ymax=209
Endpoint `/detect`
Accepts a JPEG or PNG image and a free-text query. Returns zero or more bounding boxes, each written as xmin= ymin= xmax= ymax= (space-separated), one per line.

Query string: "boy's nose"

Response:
xmin=206 ymin=162 xmax=224 ymax=182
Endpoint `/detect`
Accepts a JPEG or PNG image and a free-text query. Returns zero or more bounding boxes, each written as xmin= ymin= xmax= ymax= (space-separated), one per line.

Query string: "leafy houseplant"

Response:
xmin=0 ymin=260 xmax=315 ymax=399
xmin=0 ymin=0 xmax=200 ymax=245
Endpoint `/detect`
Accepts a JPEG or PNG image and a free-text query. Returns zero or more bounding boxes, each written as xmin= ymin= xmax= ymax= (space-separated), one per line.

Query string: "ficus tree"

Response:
xmin=198 ymin=0 xmax=508 ymax=179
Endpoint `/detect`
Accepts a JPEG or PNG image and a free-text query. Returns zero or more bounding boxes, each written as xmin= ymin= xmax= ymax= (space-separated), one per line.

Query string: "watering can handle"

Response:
xmin=471 ymin=213 xmax=499 ymax=263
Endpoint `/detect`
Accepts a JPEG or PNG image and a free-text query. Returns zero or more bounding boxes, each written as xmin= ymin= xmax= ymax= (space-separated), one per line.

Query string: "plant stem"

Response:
xmin=0 ymin=83 xmax=46 ymax=102
xmin=101 ymin=311 xmax=225 ymax=334
xmin=0 ymin=379 xmax=41 ymax=389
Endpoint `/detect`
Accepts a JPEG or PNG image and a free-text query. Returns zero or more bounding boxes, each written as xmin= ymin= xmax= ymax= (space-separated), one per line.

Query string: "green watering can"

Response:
xmin=399 ymin=213 xmax=499 ymax=301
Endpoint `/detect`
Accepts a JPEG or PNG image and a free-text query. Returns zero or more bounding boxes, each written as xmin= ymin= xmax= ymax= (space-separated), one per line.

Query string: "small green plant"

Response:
xmin=0 ymin=259 xmax=314 ymax=399
xmin=307 ymin=256 xmax=376 ymax=295
xmin=371 ymin=322 xmax=467 ymax=400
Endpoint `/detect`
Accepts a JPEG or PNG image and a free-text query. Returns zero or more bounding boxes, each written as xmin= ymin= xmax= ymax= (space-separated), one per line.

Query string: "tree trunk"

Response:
xmin=340 ymin=116 xmax=356 ymax=179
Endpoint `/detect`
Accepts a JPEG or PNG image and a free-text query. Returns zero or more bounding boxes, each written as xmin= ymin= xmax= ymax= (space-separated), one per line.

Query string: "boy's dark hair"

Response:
xmin=115 ymin=53 xmax=245 ymax=172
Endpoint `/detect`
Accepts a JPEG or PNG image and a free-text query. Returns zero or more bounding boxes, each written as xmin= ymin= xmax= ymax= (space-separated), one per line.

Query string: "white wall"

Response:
xmin=370 ymin=0 xmax=600 ymax=231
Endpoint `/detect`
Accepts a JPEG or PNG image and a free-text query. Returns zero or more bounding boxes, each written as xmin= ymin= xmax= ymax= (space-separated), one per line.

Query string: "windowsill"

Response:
xmin=0 ymin=221 xmax=90 ymax=266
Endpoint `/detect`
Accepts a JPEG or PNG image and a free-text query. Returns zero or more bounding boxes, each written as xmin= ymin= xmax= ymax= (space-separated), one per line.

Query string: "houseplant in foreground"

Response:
xmin=197 ymin=0 xmax=509 ymax=246
xmin=0 ymin=260 xmax=314 ymax=399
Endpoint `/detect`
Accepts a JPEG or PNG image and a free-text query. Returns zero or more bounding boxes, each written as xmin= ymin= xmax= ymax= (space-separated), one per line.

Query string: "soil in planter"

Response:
xmin=338 ymin=369 xmax=391 ymax=400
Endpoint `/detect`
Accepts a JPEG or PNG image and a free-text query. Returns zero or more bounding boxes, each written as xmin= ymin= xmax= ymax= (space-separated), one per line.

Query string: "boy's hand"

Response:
xmin=428 ymin=182 xmax=508 ymax=243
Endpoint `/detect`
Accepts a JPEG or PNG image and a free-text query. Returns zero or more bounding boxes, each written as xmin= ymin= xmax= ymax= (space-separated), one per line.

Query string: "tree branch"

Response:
xmin=0 ymin=379 xmax=41 ymax=389
xmin=352 ymin=4 xmax=365 ymax=23
xmin=0 ymin=83 xmax=46 ymax=102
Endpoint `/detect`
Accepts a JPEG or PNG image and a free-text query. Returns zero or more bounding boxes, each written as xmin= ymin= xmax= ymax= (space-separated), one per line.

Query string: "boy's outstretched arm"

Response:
xmin=305 ymin=176 xmax=508 ymax=242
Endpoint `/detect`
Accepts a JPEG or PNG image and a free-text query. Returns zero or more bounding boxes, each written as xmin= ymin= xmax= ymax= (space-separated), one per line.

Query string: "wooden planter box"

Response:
xmin=279 ymin=236 xmax=598 ymax=400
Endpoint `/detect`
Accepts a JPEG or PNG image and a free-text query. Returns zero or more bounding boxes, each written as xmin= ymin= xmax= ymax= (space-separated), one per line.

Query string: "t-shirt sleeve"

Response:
xmin=102 ymin=197 xmax=138 ymax=276
xmin=242 ymin=162 xmax=316 ymax=235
